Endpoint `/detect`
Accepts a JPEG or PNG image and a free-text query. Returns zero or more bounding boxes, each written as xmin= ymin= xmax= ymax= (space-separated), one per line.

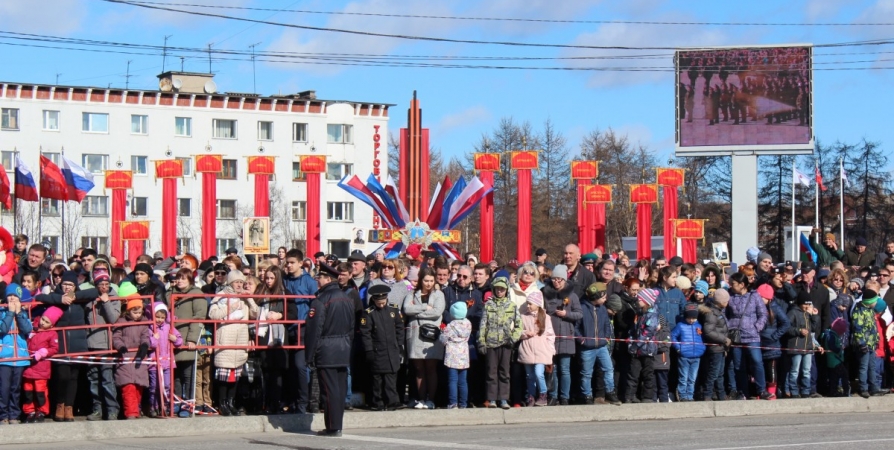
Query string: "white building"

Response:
xmin=0 ymin=72 xmax=391 ymax=259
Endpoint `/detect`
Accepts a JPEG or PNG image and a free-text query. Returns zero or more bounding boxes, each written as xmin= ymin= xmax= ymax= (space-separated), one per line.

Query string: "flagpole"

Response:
xmin=792 ymin=160 xmax=797 ymax=262
xmin=38 ymin=148 xmax=43 ymax=245
xmin=840 ymin=157 xmax=845 ymax=247
xmin=814 ymin=160 xmax=819 ymax=234
xmin=13 ymin=150 xmax=18 ymax=235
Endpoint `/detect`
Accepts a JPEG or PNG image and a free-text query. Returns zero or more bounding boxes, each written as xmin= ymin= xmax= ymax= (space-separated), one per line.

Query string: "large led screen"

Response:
xmin=676 ymin=46 xmax=812 ymax=152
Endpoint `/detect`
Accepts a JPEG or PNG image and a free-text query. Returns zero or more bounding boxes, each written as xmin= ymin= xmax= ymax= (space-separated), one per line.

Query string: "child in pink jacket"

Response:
xmin=517 ymin=291 xmax=555 ymax=407
xmin=148 ymin=302 xmax=182 ymax=417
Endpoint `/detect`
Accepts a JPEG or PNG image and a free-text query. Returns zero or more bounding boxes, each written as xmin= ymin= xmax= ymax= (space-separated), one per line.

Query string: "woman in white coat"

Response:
xmin=403 ymin=267 xmax=445 ymax=409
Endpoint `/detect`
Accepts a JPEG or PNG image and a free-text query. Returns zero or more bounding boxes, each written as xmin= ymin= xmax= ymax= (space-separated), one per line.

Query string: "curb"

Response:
xmin=5 ymin=397 xmax=894 ymax=445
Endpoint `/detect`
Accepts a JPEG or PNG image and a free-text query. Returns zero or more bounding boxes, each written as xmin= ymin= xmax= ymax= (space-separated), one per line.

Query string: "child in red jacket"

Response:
xmin=22 ymin=306 xmax=61 ymax=423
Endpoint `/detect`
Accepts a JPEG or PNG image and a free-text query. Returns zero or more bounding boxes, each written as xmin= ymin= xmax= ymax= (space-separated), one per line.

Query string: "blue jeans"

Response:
xmin=677 ymin=357 xmax=700 ymax=400
xmin=447 ymin=368 xmax=468 ymax=407
xmin=858 ymin=351 xmax=880 ymax=393
xmin=730 ymin=342 xmax=766 ymax=395
xmin=579 ymin=346 xmax=615 ymax=397
xmin=787 ymin=353 xmax=812 ymax=396
xmin=345 ymin=365 xmax=352 ymax=403
xmin=525 ymin=364 xmax=547 ymax=397
xmin=548 ymin=355 xmax=572 ymax=400
xmin=702 ymin=352 xmax=726 ymax=400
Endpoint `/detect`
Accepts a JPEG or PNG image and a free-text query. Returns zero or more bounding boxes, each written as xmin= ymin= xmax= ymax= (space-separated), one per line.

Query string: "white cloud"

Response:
xmin=0 ymin=0 xmax=86 ymax=34
xmin=804 ymin=0 xmax=851 ymax=20
xmin=465 ymin=0 xmax=604 ymax=36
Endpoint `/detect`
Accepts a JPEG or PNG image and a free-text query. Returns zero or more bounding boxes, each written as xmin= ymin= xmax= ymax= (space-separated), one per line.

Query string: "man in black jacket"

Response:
xmin=794 ymin=261 xmax=831 ymax=396
xmin=562 ymin=244 xmax=597 ymax=299
xmin=12 ymin=244 xmax=49 ymax=284
xmin=359 ymin=284 xmax=405 ymax=411
xmin=305 ymin=263 xmax=355 ymax=437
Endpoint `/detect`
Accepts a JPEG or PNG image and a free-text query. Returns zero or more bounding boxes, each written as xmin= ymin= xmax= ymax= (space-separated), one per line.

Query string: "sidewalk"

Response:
xmin=5 ymin=397 xmax=894 ymax=445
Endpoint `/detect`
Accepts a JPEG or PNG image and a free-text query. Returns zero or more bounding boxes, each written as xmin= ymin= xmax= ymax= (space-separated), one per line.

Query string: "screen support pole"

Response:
xmin=731 ymin=153 xmax=758 ymax=265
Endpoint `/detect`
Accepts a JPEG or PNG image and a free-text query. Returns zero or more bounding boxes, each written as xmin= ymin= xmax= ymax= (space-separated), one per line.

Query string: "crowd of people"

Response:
xmin=0 ymin=225 xmax=893 ymax=430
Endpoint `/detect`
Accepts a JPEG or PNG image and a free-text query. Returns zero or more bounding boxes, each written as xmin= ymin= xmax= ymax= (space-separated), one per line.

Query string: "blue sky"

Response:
xmin=1 ymin=0 xmax=892 ymax=164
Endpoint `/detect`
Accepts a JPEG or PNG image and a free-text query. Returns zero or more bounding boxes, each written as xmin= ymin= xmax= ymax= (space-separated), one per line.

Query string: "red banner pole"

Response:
xmin=517 ymin=169 xmax=532 ymax=261
xmin=479 ymin=171 xmax=494 ymax=262
xmin=254 ymin=174 xmax=270 ymax=217
xmin=111 ymin=189 xmax=126 ymax=264
xmin=577 ymin=180 xmax=591 ymax=252
xmin=663 ymin=185 xmax=678 ymax=259
xmin=162 ymin=178 xmax=178 ymax=257
xmin=306 ymin=172 xmax=321 ymax=257
xmin=682 ymin=238 xmax=698 ymax=264
xmin=593 ymin=202 xmax=606 ymax=254
xmin=201 ymin=173 xmax=217 ymax=261
xmin=636 ymin=203 xmax=652 ymax=261
xmin=127 ymin=240 xmax=145 ymax=266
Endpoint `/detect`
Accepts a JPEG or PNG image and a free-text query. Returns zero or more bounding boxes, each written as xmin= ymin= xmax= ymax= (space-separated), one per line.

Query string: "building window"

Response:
xmin=177 ymin=157 xmax=193 ymax=176
xmin=175 ymin=117 xmax=192 ymax=137
xmin=292 ymin=123 xmax=307 ymax=142
xmin=176 ymin=238 xmax=191 ymax=254
xmin=82 ymin=154 xmax=109 ymax=174
xmin=328 ymin=240 xmax=350 ymax=259
xmin=291 ymin=201 xmax=307 ymax=221
xmin=82 ymin=112 xmax=109 ymax=133
xmin=0 ymin=152 xmax=12 ymax=171
xmin=292 ymin=162 xmax=305 ymax=181
xmin=327 ymin=124 xmax=353 ymax=144
xmin=219 ymin=159 xmax=237 ymax=180
xmin=258 ymin=121 xmax=273 ymax=141
xmin=212 ymin=119 xmax=237 ymax=139
xmin=43 ymin=110 xmax=60 ymax=131
xmin=291 ymin=240 xmax=305 ymax=251
xmin=131 ymin=155 xmax=148 ymax=175
xmin=131 ymin=197 xmax=148 ymax=216
xmin=216 ymin=239 xmax=236 ymax=257
xmin=131 ymin=114 xmax=148 ymax=134
xmin=217 ymin=199 xmax=236 ymax=219
xmin=81 ymin=236 xmax=109 ymax=254
xmin=326 ymin=162 xmax=353 ymax=181
xmin=82 ymin=196 xmax=109 ymax=216
xmin=327 ymin=202 xmax=353 ymax=222
xmin=178 ymin=198 xmax=191 ymax=217
xmin=1 ymin=108 xmax=19 ymax=130
xmin=40 ymin=199 xmax=61 ymax=216
xmin=42 ymin=152 xmax=60 ymax=165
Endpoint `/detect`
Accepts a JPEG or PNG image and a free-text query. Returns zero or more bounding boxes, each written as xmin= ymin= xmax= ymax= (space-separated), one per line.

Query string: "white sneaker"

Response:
xmin=413 ymin=401 xmax=425 ymax=409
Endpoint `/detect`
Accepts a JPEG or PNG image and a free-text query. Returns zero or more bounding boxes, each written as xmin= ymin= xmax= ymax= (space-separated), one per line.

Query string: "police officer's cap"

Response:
xmin=368 ymin=284 xmax=391 ymax=299
xmin=317 ymin=263 xmax=339 ymax=278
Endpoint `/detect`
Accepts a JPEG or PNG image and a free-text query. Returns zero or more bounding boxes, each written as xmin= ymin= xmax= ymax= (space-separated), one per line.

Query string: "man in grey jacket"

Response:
xmin=82 ymin=260 xmax=121 ymax=421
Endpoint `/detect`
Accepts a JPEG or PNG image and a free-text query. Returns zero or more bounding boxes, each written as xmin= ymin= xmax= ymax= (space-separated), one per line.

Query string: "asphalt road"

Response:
xmin=7 ymin=412 xmax=894 ymax=450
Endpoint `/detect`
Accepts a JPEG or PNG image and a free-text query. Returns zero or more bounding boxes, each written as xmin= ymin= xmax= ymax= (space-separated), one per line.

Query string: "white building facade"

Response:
xmin=0 ymin=73 xmax=391 ymax=259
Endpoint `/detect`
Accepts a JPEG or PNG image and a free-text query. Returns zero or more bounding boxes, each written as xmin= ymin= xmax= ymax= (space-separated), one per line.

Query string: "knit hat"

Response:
xmin=5 ymin=283 xmax=24 ymax=300
xmin=856 ymin=236 xmax=868 ymax=247
xmin=133 ymin=263 xmax=154 ymax=276
xmin=851 ymin=278 xmax=865 ymax=290
xmin=42 ymin=306 xmax=64 ymax=326
xmin=153 ymin=302 xmax=169 ymax=319
xmin=756 ymin=284 xmax=774 ymax=301
xmin=796 ymin=290 xmax=813 ymax=306
xmin=493 ymin=269 xmax=510 ymax=281
xmin=862 ymin=288 xmax=879 ymax=305
xmin=757 ymin=252 xmax=773 ymax=264
xmin=746 ymin=247 xmax=761 ymax=263
xmin=874 ymin=298 xmax=887 ymax=314
xmin=586 ymin=282 xmax=607 ymax=299
xmin=450 ymin=301 xmax=468 ymax=321
xmin=817 ymin=269 xmax=830 ymax=280
xmin=684 ymin=303 xmax=700 ymax=319
xmin=637 ymin=288 xmax=659 ymax=308
xmin=226 ymin=270 xmax=245 ymax=285
xmin=92 ymin=267 xmax=111 ymax=284
xmin=491 ymin=277 xmax=509 ymax=290
xmin=526 ymin=291 xmax=544 ymax=308
xmin=117 ymin=282 xmax=139 ymax=298
xmin=825 ymin=233 xmax=836 ymax=242
xmin=551 ymin=264 xmax=569 ymax=281
xmin=668 ymin=256 xmax=684 ymax=267
xmin=405 ymin=243 xmax=422 ymax=261
xmin=713 ymin=289 xmax=730 ymax=305
xmin=694 ymin=280 xmax=709 ymax=297
xmin=61 ymin=270 xmax=79 ymax=286
xmin=676 ymin=276 xmax=692 ymax=291
xmin=830 ymin=317 xmax=848 ymax=336
xmin=126 ymin=298 xmax=144 ymax=311
xmin=604 ymin=294 xmax=623 ymax=313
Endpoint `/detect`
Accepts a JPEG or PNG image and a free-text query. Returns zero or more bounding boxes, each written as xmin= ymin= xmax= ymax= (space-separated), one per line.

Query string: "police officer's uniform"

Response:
xmin=304 ymin=263 xmax=354 ymax=436
xmin=359 ymin=284 xmax=405 ymax=410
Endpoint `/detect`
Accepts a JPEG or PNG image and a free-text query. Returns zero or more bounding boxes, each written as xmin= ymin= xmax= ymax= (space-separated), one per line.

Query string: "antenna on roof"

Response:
xmin=162 ymin=35 xmax=173 ymax=72
xmin=125 ymin=60 xmax=133 ymax=90
xmin=55 ymin=73 xmax=62 ymax=85
xmin=207 ymin=43 xmax=213 ymax=74
xmin=180 ymin=56 xmax=185 ymax=72
xmin=249 ymin=42 xmax=261 ymax=94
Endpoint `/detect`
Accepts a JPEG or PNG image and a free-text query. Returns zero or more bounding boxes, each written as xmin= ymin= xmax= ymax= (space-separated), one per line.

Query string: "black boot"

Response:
xmin=606 ymin=391 xmax=622 ymax=406
xmin=218 ymin=401 xmax=232 ymax=416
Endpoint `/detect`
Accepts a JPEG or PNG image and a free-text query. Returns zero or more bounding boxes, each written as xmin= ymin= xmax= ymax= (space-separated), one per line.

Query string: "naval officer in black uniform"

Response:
xmin=360 ymin=284 xmax=406 ymax=411
xmin=305 ymin=263 xmax=354 ymax=437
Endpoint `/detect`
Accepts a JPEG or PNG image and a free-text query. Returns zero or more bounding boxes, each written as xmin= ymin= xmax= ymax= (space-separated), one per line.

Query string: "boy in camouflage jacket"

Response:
xmin=477 ymin=277 xmax=522 ymax=409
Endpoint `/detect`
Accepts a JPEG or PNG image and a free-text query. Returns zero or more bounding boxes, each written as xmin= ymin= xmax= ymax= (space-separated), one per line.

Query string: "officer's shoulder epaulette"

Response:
xmin=365 ymin=306 xmax=375 ymax=314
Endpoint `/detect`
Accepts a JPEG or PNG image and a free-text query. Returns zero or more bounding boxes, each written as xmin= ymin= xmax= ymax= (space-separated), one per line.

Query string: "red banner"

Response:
xmin=479 ymin=171 xmax=494 ymax=262
xmin=299 ymin=155 xmax=327 ymax=174
xmin=306 ymin=172 xmax=321 ymax=257
xmin=629 ymin=184 xmax=659 ymax=204
xmin=584 ymin=184 xmax=613 ymax=204
xmin=39 ymin=156 xmax=68 ymax=201
xmin=111 ymin=189 xmax=127 ymax=264
xmin=0 ymin=167 xmax=10 ymax=209
xmin=674 ymin=219 xmax=706 ymax=240
xmin=510 ymin=151 xmax=538 ymax=171
xmin=663 ymin=185 xmax=678 ymax=259
xmin=577 ymin=180 xmax=592 ymax=253
xmin=473 ymin=153 xmax=501 ymax=172
xmin=656 ymin=168 xmax=685 ymax=187
xmin=121 ymin=221 xmax=150 ymax=241
xmin=571 ymin=161 xmax=598 ymax=180
xmin=682 ymin=238 xmax=698 ymax=264
xmin=517 ymin=168 xmax=532 ymax=261
xmin=127 ymin=240 xmax=144 ymax=267
xmin=593 ymin=203 xmax=606 ymax=254
xmin=247 ymin=156 xmax=275 ymax=175
xmin=201 ymin=172 xmax=217 ymax=260
xmin=161 ymin=178 xmax=177 ymax=257
xmin=155 ymin=160 xmax=184 ymax=179
xmin=637 ymin=203 xmax=652 ymax=260
xmin=255 ymin=174 xmax=269 ymax=217
xmin=104 ymin=170 xmax=133 ymax=190
xmin=195 ymin=154 xmax=223 ymax=173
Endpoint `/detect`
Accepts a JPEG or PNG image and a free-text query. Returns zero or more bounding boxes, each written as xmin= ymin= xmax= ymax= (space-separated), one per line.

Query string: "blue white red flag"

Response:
xmin=14 ymin=156 xmax=38 ymax=202
xmin=61 ymin=155 xmax=95 ymax=203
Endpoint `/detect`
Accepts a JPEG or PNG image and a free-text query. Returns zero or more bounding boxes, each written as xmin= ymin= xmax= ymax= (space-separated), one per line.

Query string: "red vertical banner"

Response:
xmin=577 ymin=179 xmax=592 ymax=252
xmin=479 ymin=171 xmax=494 ymax=262
xmin=593 ymin=203 xmax=606 ymax=254
xmin=421 ymin=128 xmax=430 ymax=222
xmin=517 ymin=169 xmax=532 ymax=261
xmin=636 ymin=203 xmax=652 ymax=261
xmin=306 ymin=172 xmax=321 ymax=257
xmin=399 ymin=128 xmax=409 ymax=211
xmin=162 ymin=178 xmax=177 ymax=257
xmin=111 ymin=189 xmax=127 ymax=264
xmin=127 ymin=240 xmax=144 ymax=266
xmin=673 ymin=218 xmax=705 ymax=264
xmin=254 ymin=175 xmax=269 ymax=217
xmin=663 ymin=186 xmax=678 ymax=258
xmin=201 ymin=173 xmax=217 ymax=260
xmin=682 ymin=239 xmax=698 ymax=264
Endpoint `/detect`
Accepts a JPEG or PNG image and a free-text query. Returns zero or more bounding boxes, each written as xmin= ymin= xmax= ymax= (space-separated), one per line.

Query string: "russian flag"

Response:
xmin=14 ymin=156 xmax=38 ymax=202
xmin=337 ymin=175 xmax=396 ymax=229
xmin=61 ymin=155 xmax=95 ymax=203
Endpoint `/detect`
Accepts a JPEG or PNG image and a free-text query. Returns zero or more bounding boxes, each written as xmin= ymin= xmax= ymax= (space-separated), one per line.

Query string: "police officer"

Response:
xmin=305 ymin=263 xmax=354 ymax=437
xmin=359 ymin=284 xmax=406 ymax=411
